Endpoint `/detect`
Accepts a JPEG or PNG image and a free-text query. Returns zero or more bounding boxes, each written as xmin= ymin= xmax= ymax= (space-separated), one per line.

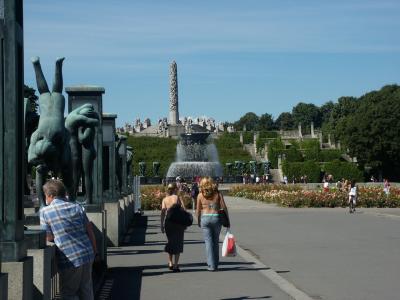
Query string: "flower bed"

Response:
xmin=228 ymin=184 xmax=400 ymax=208
xmin=141 ymin=185 xmax=193 ymax=210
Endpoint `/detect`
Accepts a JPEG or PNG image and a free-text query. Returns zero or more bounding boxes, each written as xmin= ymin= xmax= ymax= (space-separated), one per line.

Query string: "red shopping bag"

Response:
xmin=222 ymin=230 xmax=237 ymax=257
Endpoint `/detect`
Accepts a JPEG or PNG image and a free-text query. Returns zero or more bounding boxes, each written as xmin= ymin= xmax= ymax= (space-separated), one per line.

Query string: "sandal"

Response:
xmin=172 ymin=267 xmax=181 ymax=272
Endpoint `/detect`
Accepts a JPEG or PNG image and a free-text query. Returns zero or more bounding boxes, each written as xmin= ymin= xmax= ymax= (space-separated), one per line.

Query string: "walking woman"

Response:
xmin=196 ymin=177 xmax=230 ymax=271
xmin=161 ymin=183 xmax=186 ymax=272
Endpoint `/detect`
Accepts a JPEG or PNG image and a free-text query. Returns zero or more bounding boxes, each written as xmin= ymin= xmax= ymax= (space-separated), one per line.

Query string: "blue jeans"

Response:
xmin=201 ymin=215 xmax=222 ymax=270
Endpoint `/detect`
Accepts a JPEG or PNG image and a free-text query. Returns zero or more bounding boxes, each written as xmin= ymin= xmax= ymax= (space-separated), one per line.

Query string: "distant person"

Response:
xmin=191 ymin=181 xmax=199 ymax=210
xmin=283 ymin=175 xmax=288 ymax=185
xmin=348 ymin=180 xmax=357 ymax=213
xmin=323 ymin=179 xmax=329 ymax=192
xmin=161 ymin=183 xmax=186 ymax=272
xmin=40 ymin=179 xmax=97 ymax=300
xmin=383 ymin=178 xmax=391 ymax=195
xmin=196 ymin=177 xmax=230 ymax=271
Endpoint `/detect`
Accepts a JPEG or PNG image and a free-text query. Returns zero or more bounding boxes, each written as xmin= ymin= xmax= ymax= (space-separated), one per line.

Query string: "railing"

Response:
xmin=49 ymin=246 xmax=60 ymax=299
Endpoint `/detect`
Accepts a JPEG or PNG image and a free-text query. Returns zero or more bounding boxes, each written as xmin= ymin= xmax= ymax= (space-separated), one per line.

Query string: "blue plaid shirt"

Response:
xmin=40 ymin=198 xmax=94 ymax=270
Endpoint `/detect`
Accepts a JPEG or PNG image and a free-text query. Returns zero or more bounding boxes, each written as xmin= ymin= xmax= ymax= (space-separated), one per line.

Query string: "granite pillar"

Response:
xmin=66 ymin=86 xmax=107 ymax=269
xmin=298 ymin=123 xmax=303 ymax=139
xmin=102 ymin=113 xmax=117 ymax=202
xmin=27 ymin=246 xmax=54 ymax=300
xmin=169 ymin=61 xmax=179 ymax=125
xmin=104 ymin=202 xmax=121 ymax=247
xmin=118 ymin=136 xmax=128 ymax=195
xmin=66 ymin=85 xmax=105 ymax=210
xmin=0 ymin=1 xmax=34 ymax=298
xmin=311 ymin=122 xmax=315 ymax=138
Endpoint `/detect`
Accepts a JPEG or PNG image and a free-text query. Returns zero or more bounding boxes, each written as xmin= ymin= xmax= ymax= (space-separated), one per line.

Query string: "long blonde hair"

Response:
xmin=199 ymin=177 xmax=218 ymax=199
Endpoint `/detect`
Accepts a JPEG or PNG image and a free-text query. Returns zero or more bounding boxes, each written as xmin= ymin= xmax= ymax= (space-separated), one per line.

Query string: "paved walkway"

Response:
xmin=97 ymin=211 xmax=294 ymax=300
xmin=97 ymin=196 xmax=400 ymax=300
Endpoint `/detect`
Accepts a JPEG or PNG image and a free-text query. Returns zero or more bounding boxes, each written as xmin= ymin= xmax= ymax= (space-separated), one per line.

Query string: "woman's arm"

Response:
xmin=161 ymin=199 xmax=166 ymax=233
xmin=179 ymin=195 xmax=186 ymax=210
xmin=196 ymin=194 xmax=202 ymax=225
xmin=219 ymin=193 xmax=230 ymax=218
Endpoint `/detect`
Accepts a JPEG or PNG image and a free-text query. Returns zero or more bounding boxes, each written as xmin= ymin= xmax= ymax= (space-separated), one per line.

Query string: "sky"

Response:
xmin=24 ymin=0 xmax=400 ymax=127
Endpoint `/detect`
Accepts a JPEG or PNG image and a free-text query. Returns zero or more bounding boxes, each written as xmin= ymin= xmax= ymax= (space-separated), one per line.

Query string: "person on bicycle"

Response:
xmin=348 ymin=180 xmax=357 ymax=213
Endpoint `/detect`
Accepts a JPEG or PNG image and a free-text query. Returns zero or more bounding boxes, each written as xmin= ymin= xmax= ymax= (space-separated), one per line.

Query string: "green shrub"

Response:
xmin=127 ymin=136 xmax=178 ymax=177
xmin=323 ymin=160 xmax=364 ymax=182
xmin=214 ymin=133 xmax=252 ymax=175
xmin=267 ymin=138 xmax=285 ymax=168
xmin=319 ymin=150 xmax=343 ymax=162
xmin=282 ymin=160 xmax=321 ymax=182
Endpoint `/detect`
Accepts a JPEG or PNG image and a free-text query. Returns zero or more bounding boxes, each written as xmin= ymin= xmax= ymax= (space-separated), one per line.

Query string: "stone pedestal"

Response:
xmin=2 ymin=256 xmax=33 ymax=300
xmin=0 ymin=273 xmax=8 ymax=300
xmin=104 ymin=202 xmax=121 ymax=247
xmin=167 ymin=124 xmax=185 ymax=138
xmin=87 ymin=210 xmax=107 ymax=265
xmin=119 ymin=198 xmax=126 ymax=235
xmin=102 ymin=114 xmax=117 ymax=202
xmin=27 ymin=246 xmax=54 ymax=300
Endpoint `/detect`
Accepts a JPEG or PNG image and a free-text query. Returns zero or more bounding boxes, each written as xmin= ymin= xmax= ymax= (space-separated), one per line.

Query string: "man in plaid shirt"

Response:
xmin=40 ymin=180 xmax=97 ymax=300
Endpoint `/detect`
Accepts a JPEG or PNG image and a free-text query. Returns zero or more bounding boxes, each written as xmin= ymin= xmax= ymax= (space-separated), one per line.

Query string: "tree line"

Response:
xmin=228 ymin=84 xmax=400 ymax=180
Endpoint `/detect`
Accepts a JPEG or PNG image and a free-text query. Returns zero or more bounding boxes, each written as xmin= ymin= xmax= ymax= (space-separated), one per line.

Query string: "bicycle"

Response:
xmin=349 ymin=195 xmax=356 ymax=213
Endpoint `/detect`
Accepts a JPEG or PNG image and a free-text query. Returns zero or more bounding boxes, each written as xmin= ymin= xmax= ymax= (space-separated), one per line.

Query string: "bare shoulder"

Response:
xmin=162 ymin=195 xmax=177 ymax=209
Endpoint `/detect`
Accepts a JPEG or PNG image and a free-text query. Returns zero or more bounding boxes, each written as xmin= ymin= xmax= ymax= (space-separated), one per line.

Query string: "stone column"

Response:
xmin=66 ymin=86 xmax=107 ymax=266
xmin=103 ymin=114 xmax=122 ymax=246
xmin=118 ymin=136 xmax=128 ymax=195
xmin=264 ymin=144 xmax=269 ymax=161
xmin=0 ymin=1 xmax=34 ymax=298
xmin=169 ymin=61 xmax=179 ymax=125
xmin=253 ymin=132 xmax=259 ymax=154
xmin=102 ymin=113 xmax=117 ymax=202
xmin=298 ymin=123 xmax=303 ymax=139
xmin=311 ymin=122 xmax=315 ymax=138
xmin=66 ymin=85 xmax=105 ymax=210
xmin=239 ymin=132 xmax=243 ymax=145
xmin=0 ymin=239 xmax=8 ymax=300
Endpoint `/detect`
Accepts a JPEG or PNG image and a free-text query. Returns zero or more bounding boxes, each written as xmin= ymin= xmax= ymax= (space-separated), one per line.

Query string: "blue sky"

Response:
xmin=24 ymin=0 xmax=400 ymax=126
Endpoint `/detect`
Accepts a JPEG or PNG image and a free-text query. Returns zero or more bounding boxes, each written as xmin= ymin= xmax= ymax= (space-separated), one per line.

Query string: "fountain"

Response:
xmin=166 ymin=132 xmax=223 ymax=180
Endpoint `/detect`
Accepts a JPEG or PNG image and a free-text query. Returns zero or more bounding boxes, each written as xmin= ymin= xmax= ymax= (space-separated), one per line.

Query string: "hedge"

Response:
xmin=322 ymin=160 xmax=364 ymax=182
xmin=127 ymin=136 xmax=178 ymax=177
xmin=282 ymin=160 xmax=321 ymax=182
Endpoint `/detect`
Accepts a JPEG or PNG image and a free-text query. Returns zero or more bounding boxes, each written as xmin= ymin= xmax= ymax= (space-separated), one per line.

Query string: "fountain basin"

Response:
xmin=166 ymin=161 xmax=223 ymax=178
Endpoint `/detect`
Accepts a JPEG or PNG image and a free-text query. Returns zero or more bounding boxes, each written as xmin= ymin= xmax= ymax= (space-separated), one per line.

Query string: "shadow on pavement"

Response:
xmin=220 ymin=297 xmax=272 ymax=300
xmin=97 ymin=266 xmax=142 ymax=300
xmin=96 ymin=215 xmax=148 ymax=299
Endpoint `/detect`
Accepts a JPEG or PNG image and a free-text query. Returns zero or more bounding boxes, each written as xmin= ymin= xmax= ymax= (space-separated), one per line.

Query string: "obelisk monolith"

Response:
xmin=169 ymin=61 xmax=179 ymax=125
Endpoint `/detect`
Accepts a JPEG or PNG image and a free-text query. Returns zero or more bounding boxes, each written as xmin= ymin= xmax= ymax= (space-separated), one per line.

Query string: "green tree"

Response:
xmin=336 ymin=85 xmax=400 ymax=179
xmin=274 ymin=112 xmax=294 ymax=130
xmin=257 ymin=113 xmax=274 ymax=131
xmin=292 ymin=102 xmax=321 ymax=129
xmin=234 ymin=112 xmax=259 ymax=131
xmin=24 ymin=85 xmax=39 ymax=114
